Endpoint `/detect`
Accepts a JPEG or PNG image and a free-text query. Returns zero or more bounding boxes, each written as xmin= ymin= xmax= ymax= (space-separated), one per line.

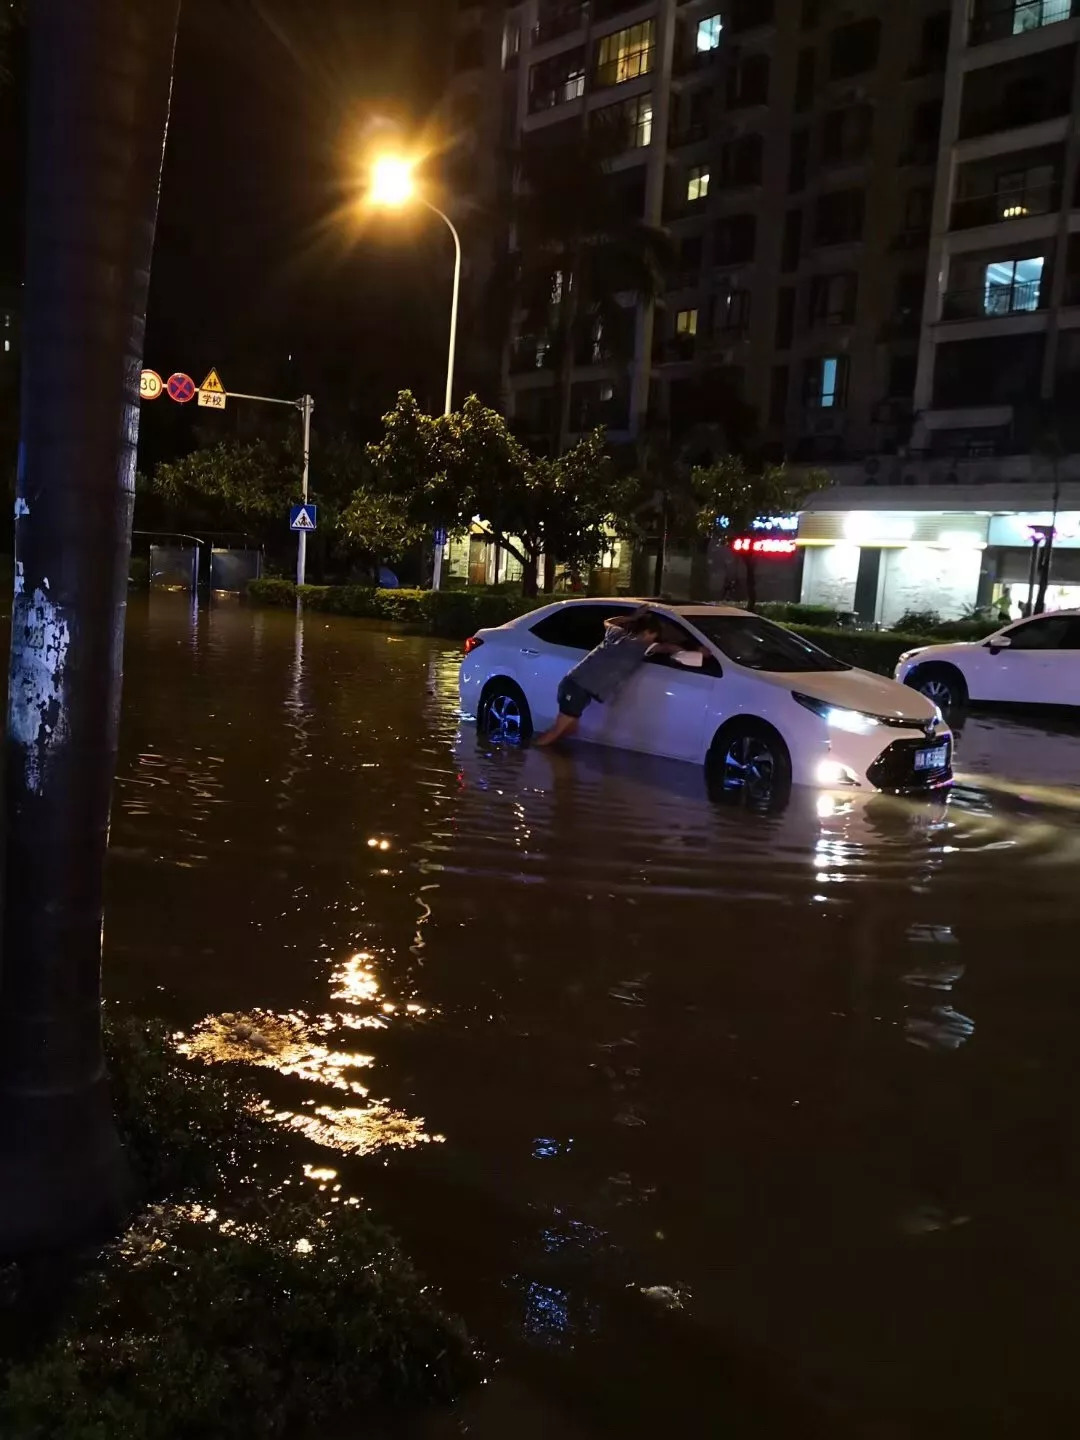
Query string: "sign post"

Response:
xmin=142 ymin=371 xmax=315 ymax=589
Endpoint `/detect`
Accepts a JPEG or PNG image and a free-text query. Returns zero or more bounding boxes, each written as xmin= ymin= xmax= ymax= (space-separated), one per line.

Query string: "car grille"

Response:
xmin=867 ymin=737 xmax=953 ymax=793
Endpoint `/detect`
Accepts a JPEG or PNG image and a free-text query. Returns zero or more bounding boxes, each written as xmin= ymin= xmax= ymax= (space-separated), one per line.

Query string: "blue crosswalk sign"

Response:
xmin=290 ymin=504 xmax=318 ymax=532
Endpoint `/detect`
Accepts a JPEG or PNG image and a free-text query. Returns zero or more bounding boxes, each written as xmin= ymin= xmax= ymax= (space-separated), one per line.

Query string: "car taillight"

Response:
xmin=463 ymin=636 xmax=484 ymax=656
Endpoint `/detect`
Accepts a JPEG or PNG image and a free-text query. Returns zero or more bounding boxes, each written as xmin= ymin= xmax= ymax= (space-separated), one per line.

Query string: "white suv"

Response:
xmin=896 ymin=610 xmax=1080 ymax=712
xmin=460 ymin=600 xmax=950 ymax=803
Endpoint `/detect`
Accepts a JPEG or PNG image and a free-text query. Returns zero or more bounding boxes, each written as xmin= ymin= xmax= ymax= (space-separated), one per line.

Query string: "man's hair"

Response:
xmin=624 ymin=611 xmax=662 ymax=637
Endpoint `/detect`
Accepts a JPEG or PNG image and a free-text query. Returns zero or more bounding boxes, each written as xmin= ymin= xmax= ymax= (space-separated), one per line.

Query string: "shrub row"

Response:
xmin=248 ymin=578 xmax=539 ymax=637
xmin=787 ymin=624 xmax=935 ymax=676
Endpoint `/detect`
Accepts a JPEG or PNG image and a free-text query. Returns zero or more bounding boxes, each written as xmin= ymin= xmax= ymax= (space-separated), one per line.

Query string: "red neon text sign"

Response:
xmin=732 ymin=536 xmax=798 ymax=557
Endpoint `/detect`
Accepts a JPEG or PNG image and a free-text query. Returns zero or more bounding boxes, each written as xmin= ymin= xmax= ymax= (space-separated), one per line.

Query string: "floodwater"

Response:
xmin=107 ymin=595 xmax=1080 ymax=1438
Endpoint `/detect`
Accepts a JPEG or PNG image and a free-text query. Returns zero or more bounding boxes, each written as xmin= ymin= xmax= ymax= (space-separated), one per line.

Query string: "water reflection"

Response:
xmin=105 ymin=599 xmax=1080 ymax=1437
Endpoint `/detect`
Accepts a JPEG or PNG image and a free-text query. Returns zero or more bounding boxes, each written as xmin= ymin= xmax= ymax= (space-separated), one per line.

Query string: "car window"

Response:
xmin=530 ymin=605 xmax=633 ymax=652
xmin=689 ymin=614 xmax=851 ymax=672
xmin=1002 ymin=616 xmax=1074 ymax=650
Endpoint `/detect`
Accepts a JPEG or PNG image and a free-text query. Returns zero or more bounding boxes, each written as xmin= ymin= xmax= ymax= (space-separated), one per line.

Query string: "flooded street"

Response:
xmin=107 ymin=596 xmax=1080 ymax=1437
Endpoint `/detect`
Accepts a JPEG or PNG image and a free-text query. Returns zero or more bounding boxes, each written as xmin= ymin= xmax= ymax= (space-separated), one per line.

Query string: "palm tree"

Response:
xmin=510 ymin=121 xmax=672 ymax=456
xmin=0 ymin=0 xmax=181 ymax=1255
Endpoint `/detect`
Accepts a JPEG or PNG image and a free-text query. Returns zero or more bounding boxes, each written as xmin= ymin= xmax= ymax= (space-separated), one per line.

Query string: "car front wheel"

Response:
xmin=905 ymin=663 xmax=967 ymax=714
xmin=707 ymin=721 xmax=792 ymax=809
xmin=477 ymin=679 xmax=533 ymax=745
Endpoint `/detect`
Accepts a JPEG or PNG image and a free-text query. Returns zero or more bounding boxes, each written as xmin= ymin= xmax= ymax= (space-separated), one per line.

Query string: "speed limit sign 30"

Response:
xmin=140 ymin=369 xmax=164 ymax=401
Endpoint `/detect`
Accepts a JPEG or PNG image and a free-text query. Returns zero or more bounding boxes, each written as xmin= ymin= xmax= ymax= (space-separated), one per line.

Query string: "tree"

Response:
xmin=0 ymin=0 xmax=181 ymax=1255
xmin=511 ymin=124 xmax=672 ymax=453
xmin=689 ymin=458 xmax=829 ymax=610
xmin=368 ymin=391 xmax=633 ymax=595
xmin=0 ymin=0 xmax=23 ymax=85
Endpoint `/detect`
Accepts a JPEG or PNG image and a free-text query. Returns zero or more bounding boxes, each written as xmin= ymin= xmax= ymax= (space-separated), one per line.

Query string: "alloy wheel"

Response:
xmin=484 ymin=691 xmax=524 ymax=743
xmin=722 ymin=733 xmax=777 ymax=802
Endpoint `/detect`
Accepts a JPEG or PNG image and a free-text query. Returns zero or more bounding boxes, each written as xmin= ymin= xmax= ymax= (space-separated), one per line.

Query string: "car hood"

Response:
xmin=776 ymin=667 xmax=937 ymax=722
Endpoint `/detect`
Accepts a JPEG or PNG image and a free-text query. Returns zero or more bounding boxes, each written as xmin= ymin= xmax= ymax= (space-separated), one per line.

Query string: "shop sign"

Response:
xmin=987 ymin=513 xmax=1080 ymax=550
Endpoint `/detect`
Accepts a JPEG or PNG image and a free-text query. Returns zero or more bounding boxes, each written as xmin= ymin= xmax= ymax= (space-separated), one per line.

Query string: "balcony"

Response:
xmin=950 ymin=179 xmax=1059 ymax=229
xmin=510 ymin=339 xmax=555 ymax=375
xmin=668 ymin=119 xmax=708 ymax=147
xmin=533 ymin=4 xmax=589 ymax=45
xmin=968 ymin=0 xmax=1079 ymax=46
xmin=940 ymin=278 xmax=1043 ymax=320
xmin=655 ymin=335 xmax=699 ymax=363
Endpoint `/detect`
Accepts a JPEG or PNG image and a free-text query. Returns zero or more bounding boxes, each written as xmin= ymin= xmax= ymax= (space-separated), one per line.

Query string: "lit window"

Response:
xmin=697 ymin=15 xmax=723 ymax=51
xmin=687 ymin=165 xmax=710 ymax=202
xmin=805 ymin=355 xmax=848 ymax=407
xmin=1013 ymin=0 xmax=1071 ymax=36
xmin=983 ymin=256 xmax=1043 ymax=315
xmin=630 ymin=95 xmax=653 ymax=146
xmin=676 ymin=309 xmax=699 ymax=336
xmin=551 ymin=270 xmax=564 ymax=304
xmin=596 ymin=20 xmax=655 ymax=86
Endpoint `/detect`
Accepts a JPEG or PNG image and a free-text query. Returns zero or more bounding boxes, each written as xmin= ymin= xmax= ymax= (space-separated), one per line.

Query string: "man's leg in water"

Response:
xmin=535 ymin=677 xmax=590 ymax=746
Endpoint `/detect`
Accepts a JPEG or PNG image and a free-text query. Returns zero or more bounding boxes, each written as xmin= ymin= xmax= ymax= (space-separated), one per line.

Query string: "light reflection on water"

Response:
xmin=105 ymin=596 xmax=1080 ymax=1437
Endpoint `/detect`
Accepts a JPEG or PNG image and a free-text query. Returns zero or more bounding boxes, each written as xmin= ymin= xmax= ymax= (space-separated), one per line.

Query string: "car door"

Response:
xmin=974 ymin=615 xmax=1077 ymax=705
xmin=516 ymin=603 xmax=634 ymax=730
xmin=607 ymin=651 xmax=719 ymax=761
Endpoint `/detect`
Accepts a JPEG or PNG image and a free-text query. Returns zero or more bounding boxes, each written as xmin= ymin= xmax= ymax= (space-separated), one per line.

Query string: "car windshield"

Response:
xmin=689 ymin=614 xmax=851 ymax=673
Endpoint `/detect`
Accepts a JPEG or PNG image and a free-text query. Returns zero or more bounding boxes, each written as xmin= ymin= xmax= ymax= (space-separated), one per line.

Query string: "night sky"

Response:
xmin=3 ymin=1 xmax=458 ymax=467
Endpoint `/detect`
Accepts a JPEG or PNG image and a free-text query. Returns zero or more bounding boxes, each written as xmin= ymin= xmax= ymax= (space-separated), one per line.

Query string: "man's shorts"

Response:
xmin=557 ymin=676 xmax=595 ymax=719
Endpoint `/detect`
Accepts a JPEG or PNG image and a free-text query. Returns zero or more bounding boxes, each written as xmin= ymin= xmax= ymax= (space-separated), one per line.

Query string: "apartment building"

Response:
xmin=449 ymin=0 xmax=962 ymax=457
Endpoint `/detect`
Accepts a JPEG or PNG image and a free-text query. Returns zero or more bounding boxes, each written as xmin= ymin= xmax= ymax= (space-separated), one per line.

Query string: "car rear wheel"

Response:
xmin=477 ymin=679 xmax=533 ymax=745
xmin=707 ymin=720 xmax=792 ymax=809
xmin=905 ymin=663 xmax=967 ymax=714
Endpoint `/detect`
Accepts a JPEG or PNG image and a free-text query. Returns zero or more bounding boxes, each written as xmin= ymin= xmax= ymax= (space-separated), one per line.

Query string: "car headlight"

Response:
xmin=792 ymin=692 xmax=881 ymax=735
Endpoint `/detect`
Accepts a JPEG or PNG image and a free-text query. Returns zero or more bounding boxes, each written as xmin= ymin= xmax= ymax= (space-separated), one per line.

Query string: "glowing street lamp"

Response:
xmin=368 ymin=153 xmax=462 ymax=589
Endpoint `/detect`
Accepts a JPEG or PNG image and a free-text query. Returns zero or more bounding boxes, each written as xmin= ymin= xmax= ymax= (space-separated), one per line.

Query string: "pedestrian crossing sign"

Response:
xmin=290 ymin=504 xmax=318 ymax=532
xmin=199 ymin=368 xmax=225 ymax=395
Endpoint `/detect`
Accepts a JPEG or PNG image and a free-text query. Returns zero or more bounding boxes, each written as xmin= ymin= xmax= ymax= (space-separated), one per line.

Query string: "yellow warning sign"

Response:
xmin=199 ymin=368 xmax=225 ymax=395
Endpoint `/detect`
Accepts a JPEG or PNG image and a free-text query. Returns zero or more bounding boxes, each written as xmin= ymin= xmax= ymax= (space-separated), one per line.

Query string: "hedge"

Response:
xmin=248 ymin=578 xmax=540 ymax=637
xmin=787 ymin=625 xmax=937 ymax=676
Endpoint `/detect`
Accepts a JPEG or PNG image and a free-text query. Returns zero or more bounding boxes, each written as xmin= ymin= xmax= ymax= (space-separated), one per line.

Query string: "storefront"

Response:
xmin=796 ymin=485 xmax=1080 ymax=625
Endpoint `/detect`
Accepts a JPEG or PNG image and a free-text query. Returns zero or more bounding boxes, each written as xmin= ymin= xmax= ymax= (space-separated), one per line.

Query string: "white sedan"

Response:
xmin=896 ymin=609 xmax=1080 ymax=712
xmin=459 ymin=600 xmax=951 ymax=802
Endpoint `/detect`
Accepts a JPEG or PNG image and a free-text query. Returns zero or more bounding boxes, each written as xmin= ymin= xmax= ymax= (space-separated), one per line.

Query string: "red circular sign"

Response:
xmin=166 ymin=372 xmax=196 ymax=404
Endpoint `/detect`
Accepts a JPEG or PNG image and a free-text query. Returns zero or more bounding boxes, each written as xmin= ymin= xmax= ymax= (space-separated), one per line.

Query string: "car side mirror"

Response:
xmin=987 ymin=634 xmax=1012 ymax=655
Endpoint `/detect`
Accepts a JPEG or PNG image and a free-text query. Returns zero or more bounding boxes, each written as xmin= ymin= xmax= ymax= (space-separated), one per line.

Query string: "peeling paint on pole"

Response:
xmin=7 ymin=588 xmax=71 ymax=795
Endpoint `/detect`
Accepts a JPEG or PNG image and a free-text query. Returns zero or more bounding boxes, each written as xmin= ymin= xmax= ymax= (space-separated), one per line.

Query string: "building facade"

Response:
xmin=446 ymin=0 xmax=1080 ymax=607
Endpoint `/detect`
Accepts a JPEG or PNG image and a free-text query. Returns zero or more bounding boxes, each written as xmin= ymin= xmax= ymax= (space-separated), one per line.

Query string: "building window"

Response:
xmin=821 ymin=104 xmax=874 ymax=165
xmin=719 ymin=133 xmax=764 ymax=188
xmin=805 ymin=355 xmax=849 ymax=407
xmin=697 ymin=14 xmax=723 ymax=50
xmin=595 ymin=21 xmax=655 ymax=87
xmin=593 ymin=92 xmax=653 ymax=147
xmin=727 ymin=51 xmax=770 ymax=107
xmin=528 ymin=49 xmax=586 ymax=112
xmin=829 ymin=18 xmax=881 ymax=79
xmin=781 ymin=208 xmax=802 ymax=271
xmin=1013 ymin=0 xmax=1071 ymax=35
xmin=984 ymin=256 xmax=1044 ymax=314
xmin=676 ymin=308 xmax=699 ymax=336
xmin=714 ymin=213 xmax=757 ymax=265
xmin=795 ymin=47 xmax=815 ymax=111
xmin=687 ymin=164 xmax=710 ymax=202
xmin=814 ymin=188 xmax=865 ymax=245
xmin=995 ymin=163 xmax=1055 ymax=220
xmin=775 ymin=287 xmax=795 ymax=347
xmin=769 ymin=365 xmax=790 ymax=424
xmin=808 ymin=272 xmax=858 ymax=325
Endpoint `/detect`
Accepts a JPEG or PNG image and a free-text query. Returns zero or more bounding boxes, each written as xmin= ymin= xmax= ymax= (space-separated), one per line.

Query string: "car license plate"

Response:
xmin=915 ymin=744 xmax=948 ymax=772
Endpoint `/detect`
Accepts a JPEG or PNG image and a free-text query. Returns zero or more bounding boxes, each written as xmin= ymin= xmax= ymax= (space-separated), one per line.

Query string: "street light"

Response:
xmin=369 ymin=154 xmax=462 ymax=589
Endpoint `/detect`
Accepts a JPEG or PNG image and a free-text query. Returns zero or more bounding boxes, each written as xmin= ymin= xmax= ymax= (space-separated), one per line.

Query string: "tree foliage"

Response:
xmin=368 ymin=391 xmax=632 ymax=593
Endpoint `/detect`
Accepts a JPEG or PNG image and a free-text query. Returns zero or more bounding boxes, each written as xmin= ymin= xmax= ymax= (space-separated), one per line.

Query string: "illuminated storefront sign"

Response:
xmin=798 ymin=511 xmax=989 ymax=548
xmin=733 ymin=536 xmax=798 ymax=557
xmin=987 ymin=512 xmax=1080 ymax=549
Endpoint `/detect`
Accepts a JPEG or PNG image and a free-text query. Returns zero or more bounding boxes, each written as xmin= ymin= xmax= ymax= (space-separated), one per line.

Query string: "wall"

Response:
xmin=877 ymin=544 xmax=982 ymax=625
xmin=801 ymin=543 xmax=860 ymax=611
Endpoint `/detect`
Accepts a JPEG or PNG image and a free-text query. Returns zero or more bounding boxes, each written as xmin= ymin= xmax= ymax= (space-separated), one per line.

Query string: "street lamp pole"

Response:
xmin=421 ymin=200 xmax=461 ymax=592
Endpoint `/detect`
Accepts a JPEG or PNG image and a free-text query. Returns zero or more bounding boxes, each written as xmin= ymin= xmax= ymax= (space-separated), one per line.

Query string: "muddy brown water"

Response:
xmin=105 ymin=595 xmax=1080 ymax=1437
